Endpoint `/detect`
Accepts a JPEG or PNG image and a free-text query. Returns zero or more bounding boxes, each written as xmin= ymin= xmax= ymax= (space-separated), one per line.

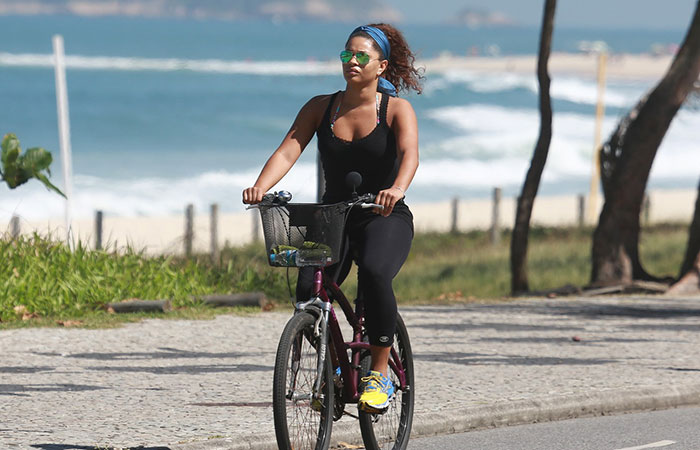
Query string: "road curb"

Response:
xmin=412 ymin=383 xmax=700 ymax=437
xmin=173 ymin=383 xmax=700 ymax=449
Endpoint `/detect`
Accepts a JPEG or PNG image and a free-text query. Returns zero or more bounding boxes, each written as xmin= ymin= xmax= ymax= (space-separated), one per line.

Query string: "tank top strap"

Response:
xmin=321 ymin=91 xmax=340 ymax=128
xmin=379 ymin=92 xmax=390 ymax=125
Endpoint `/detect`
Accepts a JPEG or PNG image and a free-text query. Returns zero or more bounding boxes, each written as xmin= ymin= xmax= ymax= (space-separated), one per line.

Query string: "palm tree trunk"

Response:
xmin=510 ymin=0 xmax=556 ymax=294
xmin=591 ymin=1 xmax=700 ymax=286
xmin=678 ymin=178 xmax=700 ymax=279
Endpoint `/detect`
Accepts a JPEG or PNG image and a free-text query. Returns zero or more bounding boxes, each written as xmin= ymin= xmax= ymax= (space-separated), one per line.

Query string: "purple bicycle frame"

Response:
xmin=310 ymin=266 xmax=407 ymax=403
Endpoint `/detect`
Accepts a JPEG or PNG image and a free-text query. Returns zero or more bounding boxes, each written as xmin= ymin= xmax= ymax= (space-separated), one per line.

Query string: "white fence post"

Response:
xmin=95 ymin=210 xmax=103 ymax=250
xmin=450 ymin=197 xmax=459 ymax=234
xmin=252 ymin=209 xmax=260 ymax=243
xmin=53 ymin=34 xmax=74 ymax=250
xmin=184 ymin=204 xmax=194 ymax=256
xmin=10 ymin=215 xmax=20 ymax=239
xmin=210 ymin=203 xmax=219 ymax=263
xmin=490 ymin=187 xmax=502 ymax=245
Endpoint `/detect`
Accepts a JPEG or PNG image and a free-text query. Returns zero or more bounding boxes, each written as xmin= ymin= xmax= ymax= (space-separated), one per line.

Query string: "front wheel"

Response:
xmin=359 ymin=313 xmax=415 ymax=450
xmin=273 ymin=312 xmax=334 ymax=450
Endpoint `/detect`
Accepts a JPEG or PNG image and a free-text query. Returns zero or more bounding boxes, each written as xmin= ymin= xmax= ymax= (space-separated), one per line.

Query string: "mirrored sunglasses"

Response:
xmin=339 ymin=50 xmax=375 ymax=65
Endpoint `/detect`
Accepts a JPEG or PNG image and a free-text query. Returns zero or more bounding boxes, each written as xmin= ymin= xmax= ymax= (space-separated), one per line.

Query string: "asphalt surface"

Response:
xmin=2 ymin=295 xmax=700 ymax=449
xmin=406 ymin=406 xmax=700 ymax=449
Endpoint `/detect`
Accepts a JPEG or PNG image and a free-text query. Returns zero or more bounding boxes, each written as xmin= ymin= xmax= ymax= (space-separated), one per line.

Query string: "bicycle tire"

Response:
xmin=359 ymin=313 xmax=415 ymax=450
xmin=273 ymin=311 xmax=334 ymax=450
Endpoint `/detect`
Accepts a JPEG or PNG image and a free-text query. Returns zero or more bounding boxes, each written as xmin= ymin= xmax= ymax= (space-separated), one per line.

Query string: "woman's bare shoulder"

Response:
xmin=304 ymin=93 xmax=336 ymax=111
xmin=387 ymin=96 xmax=416 ymax=124
xmin=295 ymin=93 xmax=337 ymax=128
xmin=388 ymin=96 xmax=413 ymax=110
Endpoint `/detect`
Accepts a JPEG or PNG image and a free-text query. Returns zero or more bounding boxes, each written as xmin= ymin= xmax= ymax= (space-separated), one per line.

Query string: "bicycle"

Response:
xmin=250 ymin=185 xmax=415 ymax=450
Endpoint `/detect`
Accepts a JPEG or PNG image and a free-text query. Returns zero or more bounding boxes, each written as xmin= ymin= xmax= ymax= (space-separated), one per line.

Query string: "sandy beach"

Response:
xmin=422 ymin=52 xmax=675 ymax=80
xmin=4 ymin=188 xmax=696 ymax=255
xmin=0 ymin=50 xmax=675 ymax=80
xmin=167 ymin=51 xmax=677 ymax=80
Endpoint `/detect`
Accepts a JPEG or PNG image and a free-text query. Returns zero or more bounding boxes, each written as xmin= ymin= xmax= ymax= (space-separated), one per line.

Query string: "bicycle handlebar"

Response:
xmin=246 ymin=191 xmax=384 ymax=210
xmin=354 ymin=193 xmax=384 ymax=210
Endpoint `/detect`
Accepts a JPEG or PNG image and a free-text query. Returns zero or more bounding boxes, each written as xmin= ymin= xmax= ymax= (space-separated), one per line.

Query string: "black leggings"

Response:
xmin=296 ymin=205 xmax=413 ymax=347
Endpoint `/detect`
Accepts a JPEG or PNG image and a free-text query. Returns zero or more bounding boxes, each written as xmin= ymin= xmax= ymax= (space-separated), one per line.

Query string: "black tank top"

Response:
xmin=316 ymin=91 xmax=399 ymax=203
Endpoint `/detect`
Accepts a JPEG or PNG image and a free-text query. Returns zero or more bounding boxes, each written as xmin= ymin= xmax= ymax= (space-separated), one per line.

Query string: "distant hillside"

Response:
xmin=0 ymin=0 xmax=401 ymax=22
xmin=449 ymin=8 xmax=515 ymax=27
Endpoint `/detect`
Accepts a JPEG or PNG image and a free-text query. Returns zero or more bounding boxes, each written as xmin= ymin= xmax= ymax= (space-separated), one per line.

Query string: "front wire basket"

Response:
xmin=258 ymin=202 xmax=348 ymax=267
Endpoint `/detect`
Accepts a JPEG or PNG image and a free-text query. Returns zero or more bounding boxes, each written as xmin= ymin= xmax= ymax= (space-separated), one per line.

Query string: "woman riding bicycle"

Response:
xmin=242 ymin=23 xmax=421 ymax=413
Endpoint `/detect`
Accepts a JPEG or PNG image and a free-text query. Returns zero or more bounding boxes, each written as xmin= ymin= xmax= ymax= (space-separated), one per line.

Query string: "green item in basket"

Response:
xmin=301 ymin=241 xmax=332 ymax=252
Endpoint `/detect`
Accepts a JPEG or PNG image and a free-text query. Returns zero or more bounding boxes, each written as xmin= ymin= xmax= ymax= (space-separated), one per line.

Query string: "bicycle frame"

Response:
xmin=297 ymin=266 xmax=408 ymax=404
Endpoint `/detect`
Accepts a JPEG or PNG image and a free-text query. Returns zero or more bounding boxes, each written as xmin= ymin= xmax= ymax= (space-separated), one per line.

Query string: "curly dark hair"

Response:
xmin=348 ymin=23 xmax=424 ymax=95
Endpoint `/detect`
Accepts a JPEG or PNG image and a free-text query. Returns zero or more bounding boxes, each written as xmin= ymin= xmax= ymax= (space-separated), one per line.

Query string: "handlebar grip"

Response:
xmin=245 ymin=192 xmax=274 ymax=209
xmin=350 ymin=193 xmax=383 ymax=209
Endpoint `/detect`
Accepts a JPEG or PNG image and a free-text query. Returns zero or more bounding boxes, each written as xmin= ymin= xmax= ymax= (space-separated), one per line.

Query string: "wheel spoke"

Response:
xmin=273 ymin=313 xmax=333 ymax=450
xmin=287 ymin=333 xmax=320 ymax=448
xmin=359 ymin=314 xmax=414 ymax=450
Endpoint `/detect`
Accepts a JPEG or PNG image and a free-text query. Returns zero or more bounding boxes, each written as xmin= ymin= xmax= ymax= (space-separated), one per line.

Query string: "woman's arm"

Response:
xmin=242 ymin=95 xmax=328 ymax=204
xmin=374 ymin=97 xmax=419 ymax=216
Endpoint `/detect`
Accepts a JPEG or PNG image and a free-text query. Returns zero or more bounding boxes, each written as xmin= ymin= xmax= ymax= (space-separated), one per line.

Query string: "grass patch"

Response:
xmin=0 ymin=305 xmax=264 ymax=330
xmin=392 ymin=223 xmax=687 ymax=302
xmin=0 ymin=233 xmax=292 ymax=326
xmin=0 ymin=223 xmax=690 ymax=327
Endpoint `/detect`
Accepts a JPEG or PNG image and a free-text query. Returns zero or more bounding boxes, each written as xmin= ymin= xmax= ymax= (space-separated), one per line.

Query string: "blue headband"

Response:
xmin=351 ymin=25 xmax=397 ymax=97
xmin=352 ymin=25 xmax=390 ymax=59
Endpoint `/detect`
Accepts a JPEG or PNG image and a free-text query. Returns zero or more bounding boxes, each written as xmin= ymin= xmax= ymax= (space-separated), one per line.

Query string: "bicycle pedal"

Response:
xmin=311 ymin=398 xmax=323 ymax=412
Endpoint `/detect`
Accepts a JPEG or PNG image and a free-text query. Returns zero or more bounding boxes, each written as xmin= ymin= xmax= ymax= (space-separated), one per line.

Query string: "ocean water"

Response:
xmin=0 ymin=15 xmax=696 ymax=220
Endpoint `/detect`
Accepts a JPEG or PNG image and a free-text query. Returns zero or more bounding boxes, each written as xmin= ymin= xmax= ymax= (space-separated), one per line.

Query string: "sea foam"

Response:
xmin=0 ymin=163 xmax=318 ymax=221
xmin=421 ymin=104 xmax=700 ymax=192
xmin=0 ymin=52 xmax=338 ymax=76
xmin=427 ymin=70 xmax=649 ymax=107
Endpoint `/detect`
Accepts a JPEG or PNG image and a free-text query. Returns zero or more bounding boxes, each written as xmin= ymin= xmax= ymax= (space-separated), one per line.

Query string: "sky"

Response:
xmin=385 ymin=0 xmax=698 ymax=30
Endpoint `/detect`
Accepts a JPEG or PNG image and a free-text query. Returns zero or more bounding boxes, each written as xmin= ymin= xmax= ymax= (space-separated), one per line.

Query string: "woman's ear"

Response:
xmin=377 ymin=60 xmax=389 ymax=77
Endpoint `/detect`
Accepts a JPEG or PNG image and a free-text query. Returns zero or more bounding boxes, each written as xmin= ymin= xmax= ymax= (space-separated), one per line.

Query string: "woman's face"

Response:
xmin=342 ymin=36 xmax=387 ymax=85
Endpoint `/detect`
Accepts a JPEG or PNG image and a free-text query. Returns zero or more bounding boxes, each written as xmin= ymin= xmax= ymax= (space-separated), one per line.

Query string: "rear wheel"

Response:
xmin=273 ymin=312 xmax=334 ymax=450
xmin=359 ymin=313 xmax=415 ymax=450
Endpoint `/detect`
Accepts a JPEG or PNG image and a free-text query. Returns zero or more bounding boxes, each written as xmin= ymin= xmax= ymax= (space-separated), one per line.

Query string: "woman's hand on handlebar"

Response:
xmin=242 ymin=186 xmax=265 ymax=204
xmin=374 ymin=186 xmax=404 ymax=217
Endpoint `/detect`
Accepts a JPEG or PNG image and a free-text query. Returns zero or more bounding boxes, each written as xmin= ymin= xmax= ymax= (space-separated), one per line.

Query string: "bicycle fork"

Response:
xmin=293 ymin=294 xmax=332 ymax=410
xmin=312 ymin=301 xmax=331 ymax=406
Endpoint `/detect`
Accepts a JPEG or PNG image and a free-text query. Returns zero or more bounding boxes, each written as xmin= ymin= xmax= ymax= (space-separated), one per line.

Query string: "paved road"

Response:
xmin=407 ymin=406 xmax=700 ymax=449
xmin=2 ymin=295 xmax=700 ymax=449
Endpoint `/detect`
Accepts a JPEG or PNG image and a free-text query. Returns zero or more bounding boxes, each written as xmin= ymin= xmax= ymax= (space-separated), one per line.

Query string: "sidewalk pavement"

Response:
xmin=3 ymin=295 xmax=700 ymax=449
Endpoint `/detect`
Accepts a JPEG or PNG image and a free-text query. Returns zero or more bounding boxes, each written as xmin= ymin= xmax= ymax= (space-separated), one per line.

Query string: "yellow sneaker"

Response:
xmin=358 ymin=370 xmax=394 ymax=412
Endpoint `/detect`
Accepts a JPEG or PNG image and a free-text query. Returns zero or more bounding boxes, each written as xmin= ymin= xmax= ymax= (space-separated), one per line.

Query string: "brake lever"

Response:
xmin=349 ymin=194 xmax=384 ymax=210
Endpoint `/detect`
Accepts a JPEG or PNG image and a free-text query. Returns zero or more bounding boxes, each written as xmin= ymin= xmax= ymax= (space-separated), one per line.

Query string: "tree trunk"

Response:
xmin=591 ymin=1 xmax=700 ymax=286
xmin=679 ymin=179 xmax=700 ymax=277
xmin=670 ymin=178 xmax=700 ymax=293
xmin=667 ymin=254 xmax=700 ymax=296
xmin=510 ymin=0 xmax=556 ymax=295
xmin=599 ymin=96 xmax=648 ymax=199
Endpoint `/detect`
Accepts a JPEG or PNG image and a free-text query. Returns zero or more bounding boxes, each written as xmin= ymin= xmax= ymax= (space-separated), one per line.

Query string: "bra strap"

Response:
xmin=379 ymin=92 xmax=389 ymax=124
xmin=325 ymin=91 xmax=340 ymax=129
